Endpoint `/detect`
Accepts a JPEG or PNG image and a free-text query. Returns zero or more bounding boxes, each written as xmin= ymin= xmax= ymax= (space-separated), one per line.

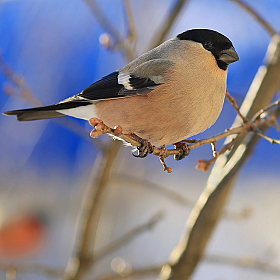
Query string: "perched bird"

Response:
xmin=4 ymin=29 xmax=239 ymax=147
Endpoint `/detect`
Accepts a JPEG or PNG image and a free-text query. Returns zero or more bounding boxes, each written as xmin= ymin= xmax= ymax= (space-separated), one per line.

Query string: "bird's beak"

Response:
xmin=219 ymin=46 xmax=239 ymax=64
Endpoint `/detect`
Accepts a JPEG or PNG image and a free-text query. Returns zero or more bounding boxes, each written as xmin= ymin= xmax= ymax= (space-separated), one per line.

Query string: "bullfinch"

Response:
xmin=4 ymin=29 xmax=239 ymax=147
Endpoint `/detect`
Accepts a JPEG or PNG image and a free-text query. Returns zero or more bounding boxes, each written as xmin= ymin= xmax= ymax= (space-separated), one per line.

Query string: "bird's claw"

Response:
xmin=173 ymin=142 xmax=190 ymax=161
xmin=131 ymin=135 xmax=154 ymax=158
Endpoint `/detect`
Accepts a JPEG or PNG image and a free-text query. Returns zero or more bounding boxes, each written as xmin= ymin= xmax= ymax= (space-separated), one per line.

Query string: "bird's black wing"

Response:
xmin=78 ymin=71 xmax=161 ymax=101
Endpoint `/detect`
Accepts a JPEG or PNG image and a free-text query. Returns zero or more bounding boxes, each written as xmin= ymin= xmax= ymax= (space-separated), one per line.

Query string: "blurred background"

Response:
xmin=0 ymin=0 xmax=280 ymax=279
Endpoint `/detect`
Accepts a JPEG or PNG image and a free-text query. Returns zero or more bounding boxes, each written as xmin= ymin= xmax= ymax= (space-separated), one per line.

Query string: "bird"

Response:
xmin=4 ymin=29 xmax=239 ymax=147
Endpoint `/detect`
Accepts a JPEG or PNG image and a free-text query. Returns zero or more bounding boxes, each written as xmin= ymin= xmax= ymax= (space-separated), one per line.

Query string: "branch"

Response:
xmin=0 ymin=263 xmax=63 ymax=279
xmin=270 ymin=114 xmax=280 ymax=132
xmin=251 ymin=98 xmax=280 ymax=122
xmin=226 ymin=91 xmax=248 ymax=123
xmin=83 ymin=0 xmax=136 ymax=60
xmin=229 ymin=0 xmax=277 ymax=36
xmin=112 ymin=173 xmax=194 ymax=206
xmin=113 ymin=173 xmax=252 ymax=222
xmin=196 ymin=135 xmax=239 ymax=172
xmin=148 ymin=0 xmax=191 ymax=50
xmin=158 ymin=33 xmax=280 ymax=280
xmin=82 ymin=0 xmax=122 ymax=44
xmin=88 ymin=99 xmax=280 ymax=172
xmin=0 ymin=53 xmax=42 ymax=107
xmin=205 ymin=254 xmax=280 ymax=277
xmin=93 ymin=211 xmax=164 ymax=261
xmin=95 ymin=265 xmax=163 ymax=280
xmin=256 ymin=130 xmax=280 ymax=145
xmin=122 ymin=0 xmax=137 ymax=60
xmin=62 ymin=142 xmax=121 ymax=280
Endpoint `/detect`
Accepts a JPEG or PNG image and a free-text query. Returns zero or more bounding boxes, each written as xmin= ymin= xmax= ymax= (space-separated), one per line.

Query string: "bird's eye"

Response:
xmin=204 ymin=41 xmax=213 ymax=50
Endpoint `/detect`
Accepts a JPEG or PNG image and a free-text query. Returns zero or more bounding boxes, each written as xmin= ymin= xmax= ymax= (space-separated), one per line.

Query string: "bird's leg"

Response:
xmin=131 ymin=133 xmax=154 ymax=158
xmin=173 ymin=141 xmax=191 ymax=161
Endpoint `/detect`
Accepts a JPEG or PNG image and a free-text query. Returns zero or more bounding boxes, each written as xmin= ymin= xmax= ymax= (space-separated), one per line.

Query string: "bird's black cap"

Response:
xmin=178 ymin=29 xmax=238 ymax=70
xmin=177 ymin=29 xmax=233 ymax=48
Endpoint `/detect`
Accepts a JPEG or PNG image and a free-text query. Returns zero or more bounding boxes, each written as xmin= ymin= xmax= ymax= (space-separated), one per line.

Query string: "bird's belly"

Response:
xmin=95 ymin=86 xmax=225 ymax=146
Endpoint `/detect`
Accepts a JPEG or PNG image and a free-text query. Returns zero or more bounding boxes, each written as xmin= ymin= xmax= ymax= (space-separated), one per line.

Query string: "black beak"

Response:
xmin=219 ymin=46 xmax=239 ymax=64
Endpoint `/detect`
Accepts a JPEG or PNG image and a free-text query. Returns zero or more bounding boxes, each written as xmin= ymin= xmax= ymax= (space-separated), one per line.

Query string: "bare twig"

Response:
xmin=226 ymin=91 xmax=248 ymax=123
xmin=112 ymin=173 xmax=194 ymax=206
xmin=95 ymin=265 xmax=163 ymax=280
xmin=222 ymin=206 xmax=253 ymax=220
xmin=93 ymin=211 xmax=164 ymax=261
xmin=205 ymin=254 xmax=280 ymax=277
xmin=83 ymin=0 xmax=121 ymax=44
xmin=0 ymin=53 xmax=42 ymax=106
xmin=89 ymin=107 xmax=280 ymax=172
xmin=196 ymin=135 xmax=239 ymax=172
xmin=256 ymin=130 xmax=280 ymax=145
xmin=251 ymin=98 xmax=280 ymax=122
xmin=89 ymin=117 xmax=255 ymax=172
xmin=210 ymin=141 xmax=219 ymax=158
xmin=230 ymin=0 xmax=277 ymax=36
xmin=270 ymin=114 xmax=280 ymax=132
xmin=62 ymin=142 xmax=122 ymax=280
xmin=83 ymin=0 xmax=136 ymax=61
xmin=0 ymin=263 xmax=63 ymax=279
xmin=148 ymin=0 xmax=191 ymax=50
xmin=122 ymin=0 xmax=137 ymax=59
xmin=113 ymin=173 xmax=251 ymax=221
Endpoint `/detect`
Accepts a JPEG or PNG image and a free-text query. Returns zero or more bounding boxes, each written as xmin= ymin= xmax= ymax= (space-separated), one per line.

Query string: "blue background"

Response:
xmin=0 ymin=1 xmax=280 ymax=280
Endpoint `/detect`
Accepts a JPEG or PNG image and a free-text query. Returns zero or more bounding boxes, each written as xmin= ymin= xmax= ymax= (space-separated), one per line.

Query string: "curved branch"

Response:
xmin=230 ymin=0 xmax=277 ymax=36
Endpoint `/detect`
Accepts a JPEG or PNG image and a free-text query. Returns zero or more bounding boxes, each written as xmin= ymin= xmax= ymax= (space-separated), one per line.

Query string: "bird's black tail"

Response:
xmin=3 ymin=101 xmax=91 ymax=121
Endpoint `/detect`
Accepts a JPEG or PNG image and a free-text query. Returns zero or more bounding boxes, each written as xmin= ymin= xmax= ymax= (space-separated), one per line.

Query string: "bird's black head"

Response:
xmin=177 ymin=29 xmax=239 ymax=70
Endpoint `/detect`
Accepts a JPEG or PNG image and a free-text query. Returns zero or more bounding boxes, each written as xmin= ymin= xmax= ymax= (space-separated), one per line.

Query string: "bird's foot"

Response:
xmin=173 ymin=141 xmax=191 ymax=161
xmin=131 ymin=134 xmax=154 ymax=158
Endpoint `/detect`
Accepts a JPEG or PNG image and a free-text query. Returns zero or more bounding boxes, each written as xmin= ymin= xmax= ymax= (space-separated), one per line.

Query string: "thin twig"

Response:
xmin=112 ymin=173 xmax=252 ymax=221
xmin=83 ymin=0 xmax=136 ymax=61
xmin=210 ymin=141 xmax=219 ymax=158
xmin=251 ymin=98 xmax=280 ymax=122
xmin=256 ymin=130 xmax=280 ymax=145
xmin=226 ymin=91 xmax=248 ymax=123
xmin=89 ymin=117 xmax=248 ymax=163
xmin=0 ymin=263 xmax=63 ymax=279
xmin=112 ymin=174 xmax=194 ymax=206
xmin=0 ymin=53 xmax=42 ymax=106
xmin=270 ymin=114 xmax=280 ymax=132
xmin=93 ymin=211 xmax=164 ymax=261
xmin=222 ymin=206 xmax=253 ymax=220
xmin=83 ymin=0 xmax=121 ymax=44
xmin=62 ymin=142 xmax=121 ymax=280
xmin=205 ymin=254 xmax=280 ymax=277
xmin=230 ymin=0 xmax=277 ymax=36
xmin=196 ymin=135 xmax=239 ymax=172
xmin=90 ymin=94 xmax=280 ymax=173
xmin=122 ymin=0 xmax=137 ymax=60
xmin=95 ymin=265 xmax=163 ymax=280
xmin=148 ymin=0 xmax=191 ymax=50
